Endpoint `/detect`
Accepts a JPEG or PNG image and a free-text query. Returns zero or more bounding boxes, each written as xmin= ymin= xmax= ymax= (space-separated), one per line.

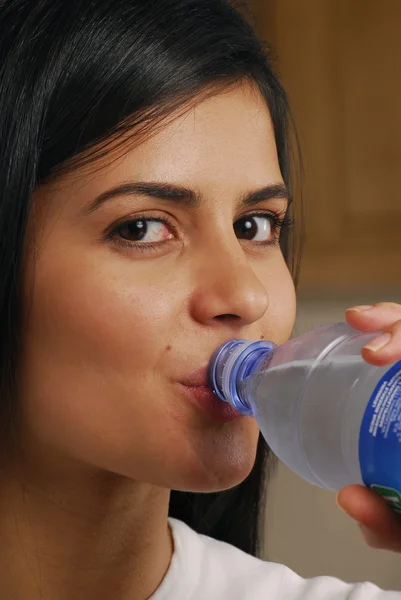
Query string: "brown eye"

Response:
xmin=234 ymin=215 xmax=272 ymax=242
xmin=116 ymin=219 xmax=173 ymax=243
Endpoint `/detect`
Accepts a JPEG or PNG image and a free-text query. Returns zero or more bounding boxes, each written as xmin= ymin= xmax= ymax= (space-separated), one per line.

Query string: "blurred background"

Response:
xmin=245 ymin=0 xmax=401 ymax=589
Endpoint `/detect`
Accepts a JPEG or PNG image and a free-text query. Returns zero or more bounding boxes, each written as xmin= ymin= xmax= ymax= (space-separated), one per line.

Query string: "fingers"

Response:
xmin=337 ymin=485 xmax=395 ymax=530
xmin=357 ymin=524 xmax=401 ymax=552
xmin=336 ymin=305 xmax=401 ymax=553
xmin=361 ymin=320 xmax=401 ymax=366
xmin=346 ymin=302 xmax=401 ymax=332
xmin=337 ymin=485 xmax=401 ymax=552
xmin=345 ymin=303 xmax=401 ymax=366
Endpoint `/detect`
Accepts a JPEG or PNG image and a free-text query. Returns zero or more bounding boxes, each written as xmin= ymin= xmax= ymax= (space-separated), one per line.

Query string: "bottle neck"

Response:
xmin=225 ymin=341 xmax=276 ymax=416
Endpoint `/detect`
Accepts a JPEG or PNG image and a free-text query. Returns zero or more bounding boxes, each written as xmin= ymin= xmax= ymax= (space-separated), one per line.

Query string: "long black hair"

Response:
xmin=0 ymin=0 xmax=300 ymax=558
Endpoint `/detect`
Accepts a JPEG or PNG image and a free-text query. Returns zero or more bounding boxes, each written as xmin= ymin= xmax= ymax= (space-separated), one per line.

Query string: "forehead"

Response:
xmin=37 ymin=84 xmax=281 ymax=213
xmin=129 ymin=83 xmax=279 ymax=179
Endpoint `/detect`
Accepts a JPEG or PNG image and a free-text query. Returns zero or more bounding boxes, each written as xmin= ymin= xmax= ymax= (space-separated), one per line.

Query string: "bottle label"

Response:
xmin=359 ymin=360 xmax=401 ymax=511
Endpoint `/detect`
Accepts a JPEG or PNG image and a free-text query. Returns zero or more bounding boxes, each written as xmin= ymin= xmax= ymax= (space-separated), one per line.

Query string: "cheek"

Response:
xmin=19 ymin=251 xmax=185 ymax=447
xmin=25 ymin=253 xmax=181 ymax=372
xmin=257 ymin=256 xmax=296 ymax=344
xmin=19 ymin=251 xmax=191 ymax=474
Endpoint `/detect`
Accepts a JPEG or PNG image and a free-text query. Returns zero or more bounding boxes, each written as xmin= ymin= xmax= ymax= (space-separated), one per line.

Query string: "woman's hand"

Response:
xmin=337 ymin=302 xmax=401 ymax=552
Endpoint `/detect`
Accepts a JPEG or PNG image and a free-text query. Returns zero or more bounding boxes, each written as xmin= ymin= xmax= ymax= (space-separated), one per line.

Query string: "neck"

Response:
xmin=0 ymin=456 xmax=173 ymax=600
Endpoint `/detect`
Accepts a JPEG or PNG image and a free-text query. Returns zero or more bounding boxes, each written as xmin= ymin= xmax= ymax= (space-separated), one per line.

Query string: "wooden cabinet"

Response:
xmin=253 ymin=1 xmax=401 ymax=291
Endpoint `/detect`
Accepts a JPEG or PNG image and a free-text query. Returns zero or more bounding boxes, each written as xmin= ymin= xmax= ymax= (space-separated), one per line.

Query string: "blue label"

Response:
xmin=359 ymin=360 xmax=401 ymax=512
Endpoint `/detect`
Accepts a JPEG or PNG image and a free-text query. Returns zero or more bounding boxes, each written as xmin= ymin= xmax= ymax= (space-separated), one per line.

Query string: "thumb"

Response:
xmin=337 ymin=485 xmax=401 ymax=551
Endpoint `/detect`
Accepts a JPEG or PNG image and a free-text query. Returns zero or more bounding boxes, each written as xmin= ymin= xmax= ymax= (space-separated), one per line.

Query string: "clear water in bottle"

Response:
xmin=208 ymin=323 xmax=401 ymax=512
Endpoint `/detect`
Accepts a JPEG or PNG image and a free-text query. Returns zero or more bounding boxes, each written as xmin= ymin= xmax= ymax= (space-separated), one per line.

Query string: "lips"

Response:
xmin=179 ymin=366 xmax=210 ymax=388
xmin=178 ymin=367 xmax=243 ymax=422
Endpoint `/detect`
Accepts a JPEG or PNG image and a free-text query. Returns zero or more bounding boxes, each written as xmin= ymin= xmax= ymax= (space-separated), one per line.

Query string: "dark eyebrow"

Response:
xmin=238 ymin=183 xmax=289 ymax=208
xmin=84 ymin=181 xmax=289 ymax=215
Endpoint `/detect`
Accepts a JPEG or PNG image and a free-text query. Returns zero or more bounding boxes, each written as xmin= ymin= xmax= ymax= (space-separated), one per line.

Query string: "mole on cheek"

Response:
xmin=166 ymin=345 xmax=172 ymax=351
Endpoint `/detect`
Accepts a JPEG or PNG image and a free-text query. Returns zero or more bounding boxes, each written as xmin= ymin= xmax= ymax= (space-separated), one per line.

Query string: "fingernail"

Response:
xmin=347 ymin=305 xmax=373 ymax=313
xmin=364 ymin=333 xmax=392 ymax=352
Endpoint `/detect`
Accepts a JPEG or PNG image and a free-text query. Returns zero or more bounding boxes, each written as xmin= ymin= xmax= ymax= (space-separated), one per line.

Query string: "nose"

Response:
xmin=189 ymin=240 xmax=269 ymax=327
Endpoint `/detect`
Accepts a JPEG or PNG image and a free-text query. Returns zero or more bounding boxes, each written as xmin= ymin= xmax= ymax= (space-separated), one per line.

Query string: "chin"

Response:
xmin=170 ymin=425 xmax=259 ymax=493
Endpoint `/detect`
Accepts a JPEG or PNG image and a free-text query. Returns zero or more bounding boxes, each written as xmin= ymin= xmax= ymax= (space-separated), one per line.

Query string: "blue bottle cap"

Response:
xmin=208 ymin=339 xmax=276 ymax=415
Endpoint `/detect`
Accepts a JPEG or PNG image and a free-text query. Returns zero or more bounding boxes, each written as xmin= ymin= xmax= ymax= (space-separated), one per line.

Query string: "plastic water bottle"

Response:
xmin=208 ymin=322 xmax=401 ymax=512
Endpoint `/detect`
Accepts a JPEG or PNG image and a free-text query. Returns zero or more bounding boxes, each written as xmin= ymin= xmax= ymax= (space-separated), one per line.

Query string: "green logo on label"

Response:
xmin=371 ymin=484 xmax=401 ymax=513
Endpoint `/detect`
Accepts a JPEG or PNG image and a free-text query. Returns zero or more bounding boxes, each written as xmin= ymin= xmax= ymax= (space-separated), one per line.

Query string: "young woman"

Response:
xmin=0 ymin=1 xmax=400 ymax=598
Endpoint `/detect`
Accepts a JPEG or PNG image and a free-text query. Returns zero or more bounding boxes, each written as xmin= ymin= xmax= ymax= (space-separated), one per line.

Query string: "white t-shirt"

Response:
xmin=150 ymin=518 xmax=401 ymax=599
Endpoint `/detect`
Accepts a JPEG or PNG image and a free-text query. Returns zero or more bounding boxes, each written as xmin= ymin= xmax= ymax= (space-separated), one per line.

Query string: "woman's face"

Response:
xmin=20 ymin=84 xmax=296 ymax=492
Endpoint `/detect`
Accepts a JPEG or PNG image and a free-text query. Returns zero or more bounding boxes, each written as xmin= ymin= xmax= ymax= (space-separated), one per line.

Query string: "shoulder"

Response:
xmin=168 ymin=518 xmax=399 ymax=600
